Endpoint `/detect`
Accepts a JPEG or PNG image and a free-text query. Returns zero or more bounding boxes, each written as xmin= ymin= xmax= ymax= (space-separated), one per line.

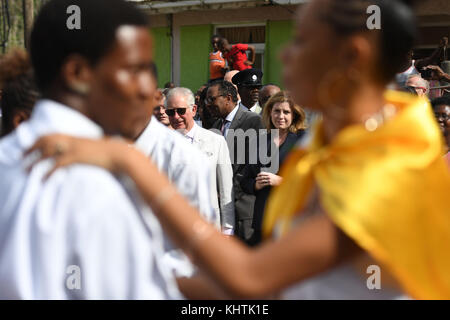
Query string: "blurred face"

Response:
xmin=206 ymin=85 xmax=230 ymax=118
xmin=434 ymin=104 xmax=450 ymax=137
xmin=219 ymin=39 xmax=230 ymax=53
xmin=239 ymin=85 xmax=260 ymax=108
xmin=271 ymin=102 xmax=293 ymax=130
xmin=87 ymin=26 xmax=156 ymax=140
xmin=196 ymin=85 xmax=206 ymax=105
xmin=281 ymin=0 xmax=345 ymax=111
xmin=166 ymin=94 xmax=196 ymax=132
xmin=153 ymin=95 xmax=170 ymax=126
xmin=401 ymin=50 xmax=414 ymax=72
xmin=212 ymin=37 xmax=220 ymax=52
xmin=405 ymin=77 xmax=428 ymax=97
xmin=259 ymin=85 xmax=281 ymax=108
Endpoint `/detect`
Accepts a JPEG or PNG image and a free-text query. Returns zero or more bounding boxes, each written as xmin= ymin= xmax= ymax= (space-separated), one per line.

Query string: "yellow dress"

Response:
xmin=263 ymin=90 xmax=450 ymax=300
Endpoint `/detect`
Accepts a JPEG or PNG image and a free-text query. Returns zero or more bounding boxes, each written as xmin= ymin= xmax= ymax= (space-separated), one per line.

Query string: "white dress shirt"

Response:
xmin=250 ymin=102 xmax=262 ymax=114
xmin=184 ymin=124 xmax=196 ymax=144
xmin=135 ymin=118 xmax=215 ymax=277
xmin=223 ymin=104 xmax=240 ymax=137
xmin=0 ymin=100 xmax=182 ymax=299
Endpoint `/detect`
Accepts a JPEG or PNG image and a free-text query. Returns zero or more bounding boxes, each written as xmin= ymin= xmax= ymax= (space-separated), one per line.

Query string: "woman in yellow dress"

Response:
xmin=27 ymin=0 xmax=450 ymax=299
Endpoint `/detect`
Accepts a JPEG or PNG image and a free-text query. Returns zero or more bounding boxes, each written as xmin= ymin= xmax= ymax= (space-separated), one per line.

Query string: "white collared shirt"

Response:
xmin=184 ymin=123 xmax=197 ymax=144
xmin=0 ymin=100 xmax=182 ymax=299
xmin=135 ymin=117 xmax=214 ymax=277
xmin=250 ymin=102 xmax=262 ymax=114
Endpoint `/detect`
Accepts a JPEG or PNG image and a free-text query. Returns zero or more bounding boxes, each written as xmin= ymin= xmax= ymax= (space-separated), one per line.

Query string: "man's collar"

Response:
xmin=31 ymin=99 xmax=103 ymax=138
xmin=185 ymin=122 xmax=197 ymax=140
xmin=225 ymin=104 xmax=239 ymax=122
xmin=134 ymin=116 xmax=158 ymax=152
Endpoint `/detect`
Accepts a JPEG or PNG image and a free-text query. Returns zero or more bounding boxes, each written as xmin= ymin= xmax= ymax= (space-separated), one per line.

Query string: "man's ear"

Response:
xmin=191 ymin=104 xmax=197 ymax=117
xmin=12 ymin=110 xmax=30 ymax=129
xmin=61 ymin=54 xmax=93 ymax=95
xmin=338 ymin=35 xmax=373 ymax=79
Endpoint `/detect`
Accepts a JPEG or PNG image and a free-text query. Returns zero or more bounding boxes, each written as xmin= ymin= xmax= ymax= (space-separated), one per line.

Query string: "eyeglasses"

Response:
xmin=410 ymin=86 xmax=427 ymax=92
xmin=205 ymin=95 xmax=224 ymax=105
xmin=166 ymin=108 xmax=187 ymax=117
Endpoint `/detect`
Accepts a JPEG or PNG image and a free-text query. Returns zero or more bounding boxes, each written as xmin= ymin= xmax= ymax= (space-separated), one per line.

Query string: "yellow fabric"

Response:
xmin=263 ymin=90 xmax=450 ymax=299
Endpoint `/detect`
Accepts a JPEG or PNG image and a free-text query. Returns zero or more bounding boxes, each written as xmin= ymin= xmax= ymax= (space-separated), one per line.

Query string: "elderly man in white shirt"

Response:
xmin=165 ymin=87 xmax=235 ymax=236
xmin=0 ymin=0 xmax=184 ymax=299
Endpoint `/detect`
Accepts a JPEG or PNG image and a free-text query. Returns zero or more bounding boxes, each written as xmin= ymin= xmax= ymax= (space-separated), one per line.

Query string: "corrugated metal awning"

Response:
xmin=127 ymin=0 xmax=307 ymax=15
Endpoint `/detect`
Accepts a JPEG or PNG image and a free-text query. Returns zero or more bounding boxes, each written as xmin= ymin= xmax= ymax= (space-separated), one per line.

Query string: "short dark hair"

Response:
xmin=30 ymin=0 xmax=149 ymax=93
xmin=431 ymin=96 xmax=450 ymax=111
xmin=209 ymin=80 xmax=238 ymax=103
xmin=322 ymin=0 xmax=418 ymax=84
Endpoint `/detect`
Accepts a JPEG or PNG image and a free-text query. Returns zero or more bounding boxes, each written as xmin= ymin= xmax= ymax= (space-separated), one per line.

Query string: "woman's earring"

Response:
xmin=70 ymin=82 xmax=90 ymax=95
xmin=317 ymin=68 xmax=347 ymax=118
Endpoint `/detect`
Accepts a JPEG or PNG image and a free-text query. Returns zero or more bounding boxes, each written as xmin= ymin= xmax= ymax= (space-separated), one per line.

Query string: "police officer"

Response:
xmin=232 ymin=69 xmax=263 ymax=114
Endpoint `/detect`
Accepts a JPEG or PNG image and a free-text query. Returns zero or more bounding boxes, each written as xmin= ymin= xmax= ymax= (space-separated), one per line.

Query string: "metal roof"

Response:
xmin=127 ymin=0 xmax=306 ymax=15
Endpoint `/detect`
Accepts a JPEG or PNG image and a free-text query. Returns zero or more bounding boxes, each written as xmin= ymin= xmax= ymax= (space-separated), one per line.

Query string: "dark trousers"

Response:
xmin=236 ymin=219 xmax=255 ymax=246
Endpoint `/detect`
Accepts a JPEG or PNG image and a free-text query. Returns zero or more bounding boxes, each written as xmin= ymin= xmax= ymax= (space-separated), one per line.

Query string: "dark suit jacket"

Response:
xmin=240 ymin=131 xmax=305 ymax=244
xmin=212 ymin=105 xmax=264 ymax=222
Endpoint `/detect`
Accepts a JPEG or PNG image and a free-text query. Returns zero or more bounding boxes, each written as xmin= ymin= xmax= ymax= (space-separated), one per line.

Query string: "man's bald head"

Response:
xmin=224 ymin=70 xmax=241 ymax=100
xmin=259 ymin=84 xmax=281 ymax=109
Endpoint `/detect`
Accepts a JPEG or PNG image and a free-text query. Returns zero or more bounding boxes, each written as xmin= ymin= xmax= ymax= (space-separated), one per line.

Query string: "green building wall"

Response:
xmin=150 ymin=20 xmax=294 ymax=92
xmin=180 ymin=25 xmax=213 ymax=92
xmin=264 ymin=20 xmax=294 ymax=88
xmin=151 ymin=27 xmax=172 ymax=88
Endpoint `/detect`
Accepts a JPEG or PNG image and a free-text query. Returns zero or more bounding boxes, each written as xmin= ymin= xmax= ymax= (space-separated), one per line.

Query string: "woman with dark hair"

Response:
xmin=0 ymin=49 xmax=40 ymax=137
xmin=28 ymin=0 xmax=450 ymax=299
xmin=240 ymin=91 xmax=306 ymax=246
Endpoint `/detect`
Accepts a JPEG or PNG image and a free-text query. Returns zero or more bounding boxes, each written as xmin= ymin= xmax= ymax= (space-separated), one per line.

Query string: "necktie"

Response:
xmin=221 ymin=119 xmax=229 ymax=136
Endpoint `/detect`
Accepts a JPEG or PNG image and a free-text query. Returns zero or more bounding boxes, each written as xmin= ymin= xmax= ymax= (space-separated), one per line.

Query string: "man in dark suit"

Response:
xmin=206 ymin=80 xmax=264 ymax=245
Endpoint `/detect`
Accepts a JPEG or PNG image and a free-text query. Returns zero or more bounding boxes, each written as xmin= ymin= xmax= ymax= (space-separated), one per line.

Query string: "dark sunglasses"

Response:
xmin=166 ymin=108 xmax=187 ymax=117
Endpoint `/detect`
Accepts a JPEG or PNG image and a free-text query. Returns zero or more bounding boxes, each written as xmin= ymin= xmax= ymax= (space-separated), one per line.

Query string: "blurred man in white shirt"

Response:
xmin=0 ymin=0 xmax=182 ymax=299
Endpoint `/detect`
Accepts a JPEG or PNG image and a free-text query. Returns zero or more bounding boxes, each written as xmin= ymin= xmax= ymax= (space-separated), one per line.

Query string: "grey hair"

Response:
xmin=164 ymin=87 xmax=196 ymax=109
xmin=407 ymin=74 xmax=430 ymax=93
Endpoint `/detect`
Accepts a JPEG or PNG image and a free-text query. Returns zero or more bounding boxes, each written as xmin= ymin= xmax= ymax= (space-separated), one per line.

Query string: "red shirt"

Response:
xmin=224 ymin=43 xmax=252 ymax=71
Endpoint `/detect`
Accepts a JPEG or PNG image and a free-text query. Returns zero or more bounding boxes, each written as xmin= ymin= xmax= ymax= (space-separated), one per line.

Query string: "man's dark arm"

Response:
xmin=415 ymin=37 xmax=448 ymax=71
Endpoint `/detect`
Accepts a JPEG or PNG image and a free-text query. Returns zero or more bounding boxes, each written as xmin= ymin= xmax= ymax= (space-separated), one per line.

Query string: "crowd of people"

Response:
xmin=0 ymin=0 xmax=449 ymax=300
